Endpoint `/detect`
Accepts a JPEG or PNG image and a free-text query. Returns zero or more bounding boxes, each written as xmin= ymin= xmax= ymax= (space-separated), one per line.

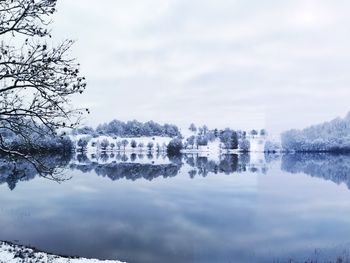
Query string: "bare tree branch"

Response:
xmin=0 ymin=0 xmax=87 ymax=176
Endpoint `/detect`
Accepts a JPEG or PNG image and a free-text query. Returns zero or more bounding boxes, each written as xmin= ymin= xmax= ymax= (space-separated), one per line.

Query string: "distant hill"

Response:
xmin=281 ymin=112 xmax=350 ymax=152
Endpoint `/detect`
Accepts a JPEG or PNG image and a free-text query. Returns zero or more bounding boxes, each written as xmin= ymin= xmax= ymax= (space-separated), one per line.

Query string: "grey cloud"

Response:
xmin=52 ymin=0 xmax=350 ymax=134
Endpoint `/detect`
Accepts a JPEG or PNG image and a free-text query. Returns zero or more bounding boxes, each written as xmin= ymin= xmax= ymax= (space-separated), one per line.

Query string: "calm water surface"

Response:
xmin=1 ymin=153 xmax=350 ymax=263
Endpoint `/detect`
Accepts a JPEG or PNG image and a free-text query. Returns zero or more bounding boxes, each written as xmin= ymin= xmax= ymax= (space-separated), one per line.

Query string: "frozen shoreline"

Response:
xmin=0 ymin=241 xmax=125 ymax=263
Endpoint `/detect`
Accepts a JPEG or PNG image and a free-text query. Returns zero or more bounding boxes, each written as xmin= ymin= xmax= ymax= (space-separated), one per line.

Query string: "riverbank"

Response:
xmin=0 ymin=241 xmax=125 ymax=263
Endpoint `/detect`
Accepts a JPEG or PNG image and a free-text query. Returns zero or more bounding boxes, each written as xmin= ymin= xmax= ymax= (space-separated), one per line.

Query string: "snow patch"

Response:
xmin=0 ymin=242 xmax=125 ymax=263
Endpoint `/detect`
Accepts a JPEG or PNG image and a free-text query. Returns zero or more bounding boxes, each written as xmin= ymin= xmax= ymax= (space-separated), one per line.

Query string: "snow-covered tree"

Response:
xmin=100 ymin=139 xmax=109 ymax=151
xmin=95 ymin=119 xmax=181 ymax=137
xmin=197 ymin=136 xmax=208 ymax=146
xmin=0 ymin=0 xmax=87 ymax=158
xmin=260 ymin=129 xmax=267 ymax=136
xmin=77 ymin=137 xmax=89 ymax=152
xmin=189 ymin=123 xmax=197 ymax=132
xmin=110 ymin=142 xmax=115 ymax=151
xmin=281 ymin=112 xmax=350 ymax=152
xmin=239 ymin=138 xmax=250 ymax=152
xmin=73 ymin=126 xmax=94 ymax=135
xmin=214 ymin=128 xmax=219 ymax=138
xmin=167 ymin=138 xmax=183 ymax=155
xmin=116 ymin=141 xmax=122 ymax=150
xmin=202 ymin=125 xmax=208 ymax=135
xmin=186 ymin=135 xmax=195 ymax=149
xmin=121 ymin=139 xmax=129 ymax=150
xmin=219 ymin=128 xmax=238 ymax=150
xmin=250 ymin=130 xmax=258 ymax=137
xmin=264 ymin=141 xmax=280 ymax=153
xmin=131 ymin=140 xmax=137 ymax=148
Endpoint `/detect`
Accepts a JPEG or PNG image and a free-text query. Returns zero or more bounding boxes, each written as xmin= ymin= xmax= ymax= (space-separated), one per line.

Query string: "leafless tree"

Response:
xmin=0 ymin=0 xmax=87 ymax=177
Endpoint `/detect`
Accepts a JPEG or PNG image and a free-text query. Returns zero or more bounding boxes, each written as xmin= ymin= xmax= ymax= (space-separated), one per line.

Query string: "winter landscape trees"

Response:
xmin=183 ymin=124 xmax=253 ymax=152
xmin=93 ymin=120 xmax=181 ymax=138
xmin=64 ymin=118 xmax=270 ymax=157
xmin=0 ymin=0 xmax=86 ymax=161
xmin=281 ymin=112 xmax=350 ymax=153
xmin=77 ymin=111 xmax=350 ymax=155
xmin=77 ymin=137 xmax=89 ymax=152
xmin=219 ymin=128 xmax=239 ymax=150
xmin=167 ymin=138 xmax=183 ymax=155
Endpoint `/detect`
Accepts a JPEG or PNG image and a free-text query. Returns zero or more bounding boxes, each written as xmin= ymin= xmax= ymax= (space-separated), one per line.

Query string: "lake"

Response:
xmin=1 ymin=152 xmax=350 ymax=263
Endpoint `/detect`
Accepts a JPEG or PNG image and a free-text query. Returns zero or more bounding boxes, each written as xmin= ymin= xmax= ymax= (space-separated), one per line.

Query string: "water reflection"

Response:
xmin=72 ymin=162 xmax=181 ymax=181
xmin=0 ymin=152 xmax=260 ymax=189
xmin=1 ymin=152 xmax=350 ymax=263
xmin=2 ymin=152 xmax=350 ymax=193
xmin=0 ymin=154 xmax=72 ymax=190
xmin=71 ymin=152 xmax=264 ymax=181
xmin=184 ymin=153 xmax=257 ymax=177
xmin=281 ymin=153 xmax=350 ymax=189
xmin=2 ymin=152 xmax=350 ymax=190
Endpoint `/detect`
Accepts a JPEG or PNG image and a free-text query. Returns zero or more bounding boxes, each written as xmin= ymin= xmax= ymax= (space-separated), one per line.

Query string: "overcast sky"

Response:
xmin=52 ymin=0 xmax=350 ymax=134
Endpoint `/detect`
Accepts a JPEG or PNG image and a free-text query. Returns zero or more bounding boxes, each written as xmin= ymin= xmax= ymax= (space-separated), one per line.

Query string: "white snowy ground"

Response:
xmin=71 ymin=134 xmax=268 ymax=166
xmin=0 ymin=242 xmax=125 ymax=263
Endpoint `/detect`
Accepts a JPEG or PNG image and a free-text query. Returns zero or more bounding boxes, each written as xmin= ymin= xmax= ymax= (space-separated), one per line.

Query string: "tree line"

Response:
xmin=74 ymin=120 xmax=181 ymax=138
xmin=185 ymin=123 xmax=267 ymax=151
xmin=281 ymin=112 xmax=350 ymax=153
xmin=77 ymin=137 xmax=167 ymax=153
xmin=76 ymin=122 xmax=268 ymax=154
xmin=0 ymin=121 xmax=74 ymax=154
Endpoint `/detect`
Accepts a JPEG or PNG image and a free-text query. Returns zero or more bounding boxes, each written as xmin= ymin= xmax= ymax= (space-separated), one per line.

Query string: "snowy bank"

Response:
xmin=72 ymin=135 xmax=172 ymax=153
xmin=0 ymin=242 xmax=125 ymax=263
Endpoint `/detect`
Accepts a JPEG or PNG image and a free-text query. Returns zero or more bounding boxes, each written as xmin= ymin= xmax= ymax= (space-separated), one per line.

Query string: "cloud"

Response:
xmin=52 ymin=0 xmax=350 ymax=134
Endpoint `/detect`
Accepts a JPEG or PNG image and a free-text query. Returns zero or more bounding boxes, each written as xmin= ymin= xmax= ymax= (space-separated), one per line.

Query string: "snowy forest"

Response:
xmin=73 ymin=120 xmax=267 ymax=154
xmin=78 ymin=120 xmax=182 ymax=138
xmin=281 ymin=112 xmax=350 ymax=153
xmin=0 ymin=121 xmax=73 ymax=154
xmin=0 ymin=116 xmax=266 ymax=157
xmin=3 ymin=111 xmax=350 ymax=156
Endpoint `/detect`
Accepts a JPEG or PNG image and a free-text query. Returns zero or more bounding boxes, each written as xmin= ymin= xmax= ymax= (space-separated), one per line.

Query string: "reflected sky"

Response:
xmin=1 ymin=154 xmax=350 ymax=263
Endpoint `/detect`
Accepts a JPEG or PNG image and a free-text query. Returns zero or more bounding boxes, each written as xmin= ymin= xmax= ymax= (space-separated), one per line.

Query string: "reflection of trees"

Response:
xmin=168 ymin=154 xmax=183 ymax=165
xmin=264 ymin=152 xmax=280 ymax=163
xmin=188 ymin=169 xmax=197 ymax=178
xmin=1 ymin=152 xmax=261 ymax=188
xmin=183 ymin=154 xmax=251 ymax=177
xmin=281 ymin=153 xmax=350 ymax=189
xmin=196 ymin=156 xmax=218 ymax=176
xmin=131 ymin=153 xmax=137 ymax=162
xmin=219 ymin=155 xmax=238 ymax=174
xmin=6 ymin=152 xmax=350 ymax=190
xmin=147 ymin=153 xmax=154 ymax=160
xmin=100 ymin=152 xmax=109 ymax=162
xmin=73 ymin=153 xmax=255 ymax=181
xmin=0 ymin=153 xmax=72 ymax=190
xmin=71 ymin=162 xmax=182 ymax=181
xmin=77 ymin=153 xmax=89 ymax=163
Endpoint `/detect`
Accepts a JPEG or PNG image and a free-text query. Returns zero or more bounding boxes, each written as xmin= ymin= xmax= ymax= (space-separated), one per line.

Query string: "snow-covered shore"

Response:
xmin=72 ymin=134 xmax=267 ymax=154
xmin=0 ymin=242 xmax=125 ymax=263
